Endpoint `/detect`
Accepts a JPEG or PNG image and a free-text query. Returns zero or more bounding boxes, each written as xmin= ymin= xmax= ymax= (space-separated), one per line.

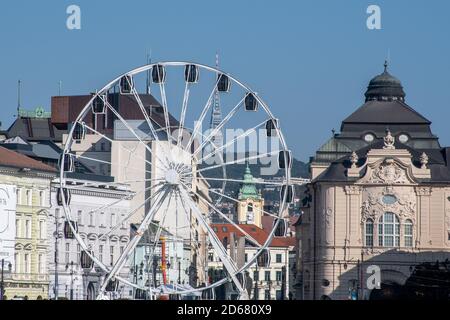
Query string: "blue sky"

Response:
xmin=0 ymin=0 xmax=449 ymax=161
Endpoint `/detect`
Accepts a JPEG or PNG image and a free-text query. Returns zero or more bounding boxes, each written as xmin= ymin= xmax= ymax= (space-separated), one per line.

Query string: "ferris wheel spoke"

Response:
xmin=192 ymin=96 xmax=245 ymax=157
xmin=82 ymin=122 xmax=165 ymax=174
xmin=184 ymin=76 xmax=222 ymax=153
xmin=99 ymin=187 xmax=170 ymax=295
xmin=72 ymin=154 xmax=152 ymax=177
xmin=177 ymin=81 xmax=191 ymax=147
xmin=100 ymin=96 xmax=171 ymax=170
xmin=198 ymin=176 xmax=285 ymax=186
xmin=145 ymin=191 xmax=173 ymax=282
xmin=185 ymin=150 xmax=282 ymax=177
xmin=157 ymin=78 xmax=176 ymax=160
xmin=175 ymin=189 xmax=208 ymax=280
xmin=178 ymin=188 xmax=246 ymax=295
xmin=180 ymin=181 xmax=262 ymax=247
xmin=130 ymin=87 xmax=161 ymax=142
xmin=96 ymin=182 xmax=166 ymax=244
xmin=197 ymin=119 xmax=268 ymax=164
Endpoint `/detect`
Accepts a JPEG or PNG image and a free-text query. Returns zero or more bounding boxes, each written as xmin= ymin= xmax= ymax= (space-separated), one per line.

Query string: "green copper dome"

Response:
xmin=238 ymin=164 xmax=261 ymax=200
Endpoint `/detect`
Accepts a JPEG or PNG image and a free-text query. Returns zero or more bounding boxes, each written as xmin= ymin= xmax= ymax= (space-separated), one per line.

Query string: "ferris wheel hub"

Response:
xmin=165 ymin=169 xmax=180 ymax=185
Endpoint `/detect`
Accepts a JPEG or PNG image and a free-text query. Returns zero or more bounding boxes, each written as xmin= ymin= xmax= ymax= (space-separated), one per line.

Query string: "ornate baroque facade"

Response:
xmin=301 ymin=63 xmax=450 ymax=300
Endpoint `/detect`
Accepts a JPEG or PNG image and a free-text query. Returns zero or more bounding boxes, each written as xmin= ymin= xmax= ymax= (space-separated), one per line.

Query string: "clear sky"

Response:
xmin=0 ymin=0 xmax=449 ymax=161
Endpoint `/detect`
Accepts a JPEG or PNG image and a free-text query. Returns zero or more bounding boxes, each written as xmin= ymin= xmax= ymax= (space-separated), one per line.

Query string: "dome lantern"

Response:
xmin=364 ymin=61 xmax=406 ymax=102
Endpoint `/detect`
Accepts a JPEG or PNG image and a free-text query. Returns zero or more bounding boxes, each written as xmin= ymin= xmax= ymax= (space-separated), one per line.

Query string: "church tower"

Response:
xmin=237 ymin=164 xmax=264 ymax=228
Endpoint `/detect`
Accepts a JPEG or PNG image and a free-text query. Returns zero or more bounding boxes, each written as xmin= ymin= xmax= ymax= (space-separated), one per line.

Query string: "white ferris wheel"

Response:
xmin=58 ymin=61 xmax=293 ymax=300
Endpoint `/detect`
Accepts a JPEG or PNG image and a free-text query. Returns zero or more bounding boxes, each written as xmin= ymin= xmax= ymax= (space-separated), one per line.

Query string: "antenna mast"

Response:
xmin=17 ymin=80 xmax=22 ymax=118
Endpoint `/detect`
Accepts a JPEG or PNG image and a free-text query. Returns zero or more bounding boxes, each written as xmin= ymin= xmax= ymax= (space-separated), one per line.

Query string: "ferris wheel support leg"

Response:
xmin=97 ymin=188 xmax=169 ymax=299
xmin=178 ymin=188 xmax=247 ymax=296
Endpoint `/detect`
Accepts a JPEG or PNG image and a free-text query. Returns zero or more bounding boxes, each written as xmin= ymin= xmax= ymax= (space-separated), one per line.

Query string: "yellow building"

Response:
xmin=237 ymin=165 xmax=264 ymax=228
xmin=0 ymin=146 xmax=56 ymax=300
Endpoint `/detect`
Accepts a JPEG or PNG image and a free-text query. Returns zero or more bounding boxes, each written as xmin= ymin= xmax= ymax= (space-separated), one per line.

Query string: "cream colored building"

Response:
xmin=301 ymin=64 xmax=450 ymax=300
xmin=0 ymin=146 xmax=56 ymax=300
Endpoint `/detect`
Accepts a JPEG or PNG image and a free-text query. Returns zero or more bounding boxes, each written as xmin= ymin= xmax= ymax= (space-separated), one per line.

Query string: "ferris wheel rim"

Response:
xmin=58 ymin=61 xmax=292 ymax=298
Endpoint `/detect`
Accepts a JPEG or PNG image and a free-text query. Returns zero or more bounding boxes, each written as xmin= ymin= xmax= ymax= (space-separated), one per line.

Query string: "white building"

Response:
xmin=48 ymin=176 xmax=133 ymax=300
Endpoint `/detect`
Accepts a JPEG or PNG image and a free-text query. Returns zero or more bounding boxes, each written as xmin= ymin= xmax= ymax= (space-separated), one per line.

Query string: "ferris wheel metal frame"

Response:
xmin=58 ymin=61 xmax=293 ymax=300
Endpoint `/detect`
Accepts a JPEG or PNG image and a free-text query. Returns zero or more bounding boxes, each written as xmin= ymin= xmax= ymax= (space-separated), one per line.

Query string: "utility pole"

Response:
xmin=1 ymin=259 xmax=4 ymax=300
xmin=54 ymin=210 xmax=60 ymax=300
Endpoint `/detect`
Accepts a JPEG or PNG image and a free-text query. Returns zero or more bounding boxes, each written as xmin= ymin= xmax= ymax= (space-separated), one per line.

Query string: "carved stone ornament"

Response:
xmin=415 ymin=186 xmax=432 ymax=196
xmin=361 ymin=187 xmax=416 ymax=224
xmin=344 ymin=185 xmax=362 ymax=195
xmin=350 ymin=152 xmax=359 ymax=169
xmin=369 ymin=159 xmax=409 ymax=185
xmin=383 ymin=129 xmax=395 ymax=150
xmin=420 ymin=152 xmax=429 ymax=169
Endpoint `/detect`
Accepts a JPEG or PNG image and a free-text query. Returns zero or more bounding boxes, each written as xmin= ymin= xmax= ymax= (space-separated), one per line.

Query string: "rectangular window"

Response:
xmin=14 ymin=253 xmax=19 ymax=273
xmin=77 ymin=244 xmax=81 ymax=262
xmin=253 ymin=271 xmax=259 ymax=281
xmin=39 ymin=220 xmax=44 ymax=239
xmin=366 ymin=221 xmax=374 ymax=247
xmin=404 ymin=222 xmax=413 ymax=247
xmin=40 ymin=191 xmax=45 ymax=207
xmin=110 ymin=214 xmax=116 ymax=228
xmin=65 ymin=243 xmax=70 ymax=264
xmin=265 ymin=271 xmax=271 ymax=281
xmin=276 ymin=254 xmax=282 ymax=263
xmin=89 ymin=212 xmax=94 ymax=226
xmin=25 ymin=219 xmax=31 ymax=239
xmin=27 ymin=190 xmax=32 ymax=206
xmin=245 ymin=254 xmax=248 ymax=263
xmin=120 ymin=246 xmax=124 ymax=255
xmin=99 ymin=245 xmax=104 ymax=263
xmin=24 ymin=254 xmax=30 ymax=274
xmin=38 ymin=254 xmax=43 ymax=274
xmin=16 ymin=219 xmax=21 ymax=238
xmin=77 ymin=210 xmax=83 ymax=225
xmin=100 ymin=212 xmax=105 ymax=227
xmin=276 ymin=271 xmax=282 ymax=281
xmin=208 ymin=253 xmax=214 ymax=262
xmin=16 ymin=188 xmax=21 ymax=205
xmin=110 ymin=246 xmax=114 ymax=266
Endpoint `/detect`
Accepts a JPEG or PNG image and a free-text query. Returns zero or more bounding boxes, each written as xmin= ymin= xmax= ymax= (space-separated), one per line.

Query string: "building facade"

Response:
xmin=301 ymin=63 xmax=450 ymax=300
xmin=48 ymin=178 xmax=133 ymax=300
xmin=0 ymin=146 xmax=56 ymax=300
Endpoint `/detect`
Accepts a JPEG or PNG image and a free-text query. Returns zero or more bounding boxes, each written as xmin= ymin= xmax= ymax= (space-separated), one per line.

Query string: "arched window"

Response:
xmin=365 ymin=219 xmax=374 ymax=247
xmin=378 ymin=212 xmax=400 ymax=247
xmin=404 ymin=219 xmax=413 ymax=247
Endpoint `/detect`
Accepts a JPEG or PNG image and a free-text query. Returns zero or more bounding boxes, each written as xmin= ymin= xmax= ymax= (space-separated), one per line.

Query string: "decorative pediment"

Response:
xmin=365 ymin=158 xmax=413 ymax=185
xmin=87 ymin=233 xmax=98 ymax=241
xmin=350 ymin=148 xmax=430 ymax=185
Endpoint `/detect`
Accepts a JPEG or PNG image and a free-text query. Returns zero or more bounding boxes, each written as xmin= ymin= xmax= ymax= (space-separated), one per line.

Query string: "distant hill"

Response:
xmin=198 ymin=153 xmax=309 ymax=194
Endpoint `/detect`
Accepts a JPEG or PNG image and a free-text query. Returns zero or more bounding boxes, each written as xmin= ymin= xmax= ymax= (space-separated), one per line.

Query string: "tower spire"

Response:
xmin=208 ymin=52 xmax=223 ymax=149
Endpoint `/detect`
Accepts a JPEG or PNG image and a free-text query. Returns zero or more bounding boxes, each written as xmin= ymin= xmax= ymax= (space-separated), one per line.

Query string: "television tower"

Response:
xmin=209 ymin=53 xmax=223 ymax=149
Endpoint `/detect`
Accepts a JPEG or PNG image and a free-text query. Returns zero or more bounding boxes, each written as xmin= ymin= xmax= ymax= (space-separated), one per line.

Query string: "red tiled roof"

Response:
xmin=0 ymin=146 xmax=57 ymax=173
xmin=211 ymin=223 xmax=296 ymax=248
